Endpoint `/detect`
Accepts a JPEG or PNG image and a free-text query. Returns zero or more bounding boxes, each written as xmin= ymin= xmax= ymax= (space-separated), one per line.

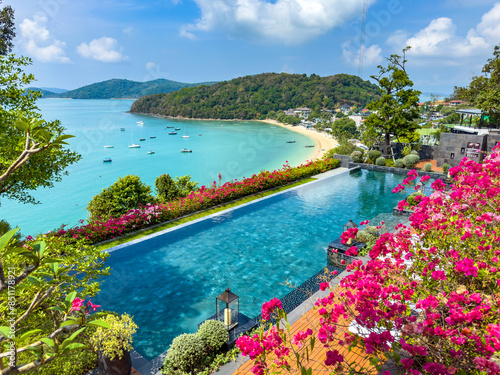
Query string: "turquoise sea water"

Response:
xmin=1 ymin=100 xmax=315 ymax=236
xmin=96 ymin=169 xmax=406 ymax=359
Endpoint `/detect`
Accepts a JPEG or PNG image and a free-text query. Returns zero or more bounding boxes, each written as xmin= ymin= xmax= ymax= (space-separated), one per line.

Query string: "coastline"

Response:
xmin=132 ymin=112 xmax=338 ymax=161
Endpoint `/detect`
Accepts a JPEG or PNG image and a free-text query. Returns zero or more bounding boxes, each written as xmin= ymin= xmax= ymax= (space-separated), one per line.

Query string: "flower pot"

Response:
xmin=98 ymin=350 xmax=132 ymax=375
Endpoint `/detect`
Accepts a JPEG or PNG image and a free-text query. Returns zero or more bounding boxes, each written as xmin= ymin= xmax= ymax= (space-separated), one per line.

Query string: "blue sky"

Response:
xmin=5 ymin=0 xmax=500 ymax=96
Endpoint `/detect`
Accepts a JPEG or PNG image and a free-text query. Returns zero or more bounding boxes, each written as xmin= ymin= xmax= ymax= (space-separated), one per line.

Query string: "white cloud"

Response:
xmin=343 ymin=42 xmax=382 ymax=66
xmin=391 ymin=3 xmax=500 ymax=62
xmin=123 ymin=26 xmax=134 ymax=34
xmin=19 ymin=16 xmax=71 ymax=63
xmin=77 ymin=37 xmax=128 ymax=63
xmin=146 ymin=62 xmax=156 ymax=70
xmin=180 ymin=0 xmax=374 ymax=44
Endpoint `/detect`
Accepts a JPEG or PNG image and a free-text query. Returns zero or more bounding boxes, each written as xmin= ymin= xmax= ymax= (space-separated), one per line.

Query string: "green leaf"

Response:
xmin=27 ymin=276 xmax=41 ymax=286
xmin=3 ymin=246 xmax=26 ymax=257
xmin=310 ymin=336 xmax=315 ymax=352
xmin=40 ymin=257 xmax=63 ymax=264
xmin=86 ymin=320 xmax=110 ymax=329
xmin=61 ymin=343 xmax=86 ymax=353
xmin=33 ymin=241 xmax=46 ymax=258
xmin=48 ymin=306 xmax=66 ymax=313
xmin=20 ymin=329 xmax=43 ymax=340
xmin=65 ymin=291 xmax=77 ymax=308
xmin=59 ymin=319 xmax=78 ymax=328
xmin=295 ymin=353 xmax=301 ymax=369
xmin=0 ymin=228 xmax=20 ymax=251
xmin=61 ymin=327 xmax=86 ymax=349
xmin=0 ymin=326 xmax=11 ymax=339
xmin=40 ymin=338 xmax=55 ymax=350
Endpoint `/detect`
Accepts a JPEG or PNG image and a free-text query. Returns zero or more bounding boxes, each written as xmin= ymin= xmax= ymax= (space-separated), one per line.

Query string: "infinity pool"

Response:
xmin=95 ymin=169 xmax=407 ymax=359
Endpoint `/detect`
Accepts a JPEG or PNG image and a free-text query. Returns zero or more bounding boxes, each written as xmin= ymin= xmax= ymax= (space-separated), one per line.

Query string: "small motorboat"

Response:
xmin=129 ymin=144 xmax=141 ymax=148
xmin=139 ymin=138 xmax=146 ymax=141
xmin=305 ymin=145 xmax=315 ymax=148
xmin=150 ymin=136 xmax=156 ymax=139
xmin=166 ymin=126 xmax=174 ymax=128
xmin=120 ymin=128 xmax=125 ymax=131
xmin=103 ymin=158 xmax=112 ymax=162
xmin=147 ymin=150 xmax=155 ymax=155
xmin=168 ymin=132 xmax=177 ymax=135
xmin=198 ymin=134 xmax=202 ymax=136
xmin=104 ymin=145 xmax=114 ymax=148
xmin=175 ymin=128 xmax=181 ymax=131
xmin=182 ymin=135 xmax=190 ymax=138
xmin=137 ymin=121 xmax=144 ymax=126
xmin=287 ymin=140 xmax=296 ymax=143
xmin=180 ymin=149 xmax=192 ymax=153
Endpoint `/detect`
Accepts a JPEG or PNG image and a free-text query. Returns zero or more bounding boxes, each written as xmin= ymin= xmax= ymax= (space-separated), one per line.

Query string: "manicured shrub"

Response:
xmin=350 ymin=151 xmax=363 ymax=163
xmin=385 ymin=159 xmax=395 ymax=167
xmin=368 ymin=150 xmax=381 ymax=161
xmin=410 ymin=150 xmax=419 ymax=156
xmin=403 ymin=154 xmax=420 ymax=168
xmin=424 ymin=162 xmax=432 ymax=172
xmin=394 ymin=158 xmax=405 ymax=168
xmin=197 ymin=320 xmax=229 ymax=351
xmin=355 ymin=230 xmax=376 ymax=243
xmin=442 ymin=163 xmax=451 ymax=174
xmin=89 ymin=314 xmax=138 ymax=361
xmin=406 ymin=191 xmax=425 ymax=207
xmin=375 ymin=156 xmax=386 ymax=166
xmin=165 ymin=333 xmax=205 ymax=373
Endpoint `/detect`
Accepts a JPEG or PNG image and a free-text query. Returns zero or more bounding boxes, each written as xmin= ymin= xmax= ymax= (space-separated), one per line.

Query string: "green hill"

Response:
xmin=27 ymin=87 xmax=59 ymax=98
xmin=38 ymin=78 xmax=217 ymax=99
xmin=130 ymin=73 xmax=380 ymax=120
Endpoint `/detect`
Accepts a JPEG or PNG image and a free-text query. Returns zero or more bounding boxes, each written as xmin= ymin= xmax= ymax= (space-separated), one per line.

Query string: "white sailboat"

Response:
xmin=136 ymin=120 xmax=144 ymax=126
xmin=128 ymin=129 xmax=140 ymax=148
xmin=104 ymin=133 xmax=114 ymax=148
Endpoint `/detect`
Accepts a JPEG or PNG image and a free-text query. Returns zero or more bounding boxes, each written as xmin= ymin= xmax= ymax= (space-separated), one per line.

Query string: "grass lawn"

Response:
xmin=96 ymin=177 xmax=317 ymax=251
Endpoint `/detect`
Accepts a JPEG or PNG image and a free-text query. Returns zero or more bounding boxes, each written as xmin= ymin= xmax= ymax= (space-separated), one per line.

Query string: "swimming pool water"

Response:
xmin=95 ymin=169 xmax=407 ymax=359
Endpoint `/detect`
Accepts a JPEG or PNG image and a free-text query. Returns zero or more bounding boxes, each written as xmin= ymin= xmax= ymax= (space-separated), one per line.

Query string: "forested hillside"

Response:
xmin=130 ymin=73 xmax=380 ymax=119
xmin=35 ymin=78 xmax=217 ymax=99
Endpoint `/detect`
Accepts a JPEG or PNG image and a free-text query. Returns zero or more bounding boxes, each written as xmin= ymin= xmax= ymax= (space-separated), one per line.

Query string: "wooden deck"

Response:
xmin=131 ymin=367 xmax=141 ymax=375
xmin=233 ymin=294 xmax=378 ymax=374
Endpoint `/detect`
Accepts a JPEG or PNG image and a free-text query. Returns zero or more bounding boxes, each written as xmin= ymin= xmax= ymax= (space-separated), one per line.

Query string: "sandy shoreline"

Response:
xmin=133 ymin=112 xmax=338 ymax=162
xmin=260 ymin=119 xmax=338 ymax=160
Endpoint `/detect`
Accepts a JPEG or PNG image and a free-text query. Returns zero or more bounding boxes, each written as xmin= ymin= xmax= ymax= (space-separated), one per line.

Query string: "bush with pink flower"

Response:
xmin=236 ymin=143 xmax=500 ymax=374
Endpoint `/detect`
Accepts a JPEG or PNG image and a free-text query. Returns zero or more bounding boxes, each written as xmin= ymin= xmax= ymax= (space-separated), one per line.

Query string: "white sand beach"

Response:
xmin=261 ymin=119 xmax=338 ymax=160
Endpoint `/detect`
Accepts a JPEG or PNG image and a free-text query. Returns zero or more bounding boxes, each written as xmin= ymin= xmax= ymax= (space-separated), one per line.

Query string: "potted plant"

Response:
xmin=89 ymin=313 xmax=138 ymax=375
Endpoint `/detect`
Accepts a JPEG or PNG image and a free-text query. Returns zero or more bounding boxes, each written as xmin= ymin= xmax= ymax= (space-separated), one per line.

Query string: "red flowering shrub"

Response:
xmin=56 ymin=159 xmax=339 ymax=244
xmin=236 ymin=143 xmax=500 ymax=375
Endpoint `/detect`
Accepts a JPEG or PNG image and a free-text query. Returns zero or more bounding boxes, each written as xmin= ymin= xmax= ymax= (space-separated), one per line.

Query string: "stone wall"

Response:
xmin=435 ymin=133 xmax=487 ymax=167
xmin=334 ymin=154 xmax=352 ymax=168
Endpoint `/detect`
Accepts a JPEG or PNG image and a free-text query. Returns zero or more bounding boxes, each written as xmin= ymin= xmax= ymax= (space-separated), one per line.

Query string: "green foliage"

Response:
xmin=89 ymin=314 xmax=138 ymax=361
xmin=355 ymin=230 xmax=377 ymax=243
xmin=442 ymin=163 xmax=451 ymax=174
xmin=375 ymin=156 xmax=386 ymax=166
xmin=0 ymin=54 xmax=81 ymax=204
xmin=410 ymin=150 xmax=419 ymax=156
xmin=48 ymin=78 xmax=217 ymax=99
xmin=330 ymin=118 xmax=360 ymax=143
xmin=0 ymin=1 xmax=15 ymax=56
xmin=155 ymin=174 xmax=199 ymax=203
xmin=401 ymin=144 xmax=412 ymax=157
xmin=455 ymin=45 xmax=500 ymax=123
xmin=329 ymin=142 xmax=358 ymax=156
xmin=197 ymin=320 xmax=229 ymax=351
xmin=385 ymin=159 xmax=395 ymax=167
xmin=365 ymin=226 xmax=380 ymax=237
xmin=350 ymin=151 xmax=363 ymax=163
xmin=87 ymin=175 xmax=154 ymax=221
xmin=424 ymin=162 xmax=432 ymax=172
xmin=165 ymin=333 xmax=205 ymax=373
xmin=28 ymin=343 xmax=97 ymax=375
xmin=406 ymin=192 xmax=425 ymax=207
xmin=404 ymin=154 xmax=420 ymax=168
xmin=283 ymin=115 xmax=300 ymax=125
xmin=0 ymin=219 xmax=21 ymax=245
xmin=131 ymin=73 xmax=380 ymax=120
xmin=395 ymin=158 xmax=405 ymax=168
xmin=363 ymin=47 xmax=421 ymax=154
xmin=368 ymin=150 xmax=382 ymax=161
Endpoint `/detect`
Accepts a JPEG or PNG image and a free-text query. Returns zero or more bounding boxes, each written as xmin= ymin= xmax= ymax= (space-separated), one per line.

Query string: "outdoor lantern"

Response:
xmin=343 ymin=219 xmax=358 ymax=233
xmin=216 ymin=288 xmax=239 ymax=330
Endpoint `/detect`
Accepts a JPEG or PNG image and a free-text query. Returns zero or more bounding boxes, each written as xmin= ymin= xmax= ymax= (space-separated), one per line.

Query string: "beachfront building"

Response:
xmin=295 ymin=107 xmax=311 ymax=117
xmin=284 ymin=108 xmax=295 ymax=116
xmin=339 ymin=104 xmax=352 ymax=114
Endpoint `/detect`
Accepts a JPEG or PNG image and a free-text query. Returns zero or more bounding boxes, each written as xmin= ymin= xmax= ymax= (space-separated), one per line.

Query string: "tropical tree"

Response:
xmin=0 ymin=55 xmax=81 ymax=205
xmin=363 ymin=47 xmax=421 ymax=155
xmin=87 ymin=175 xmax=154 ymax=221
xmin=155 ymin=174 xmax=199 ymax=203
xmin=0 ymin=230 xmax=110 ymax=374
xmin=456 ymin=45 xmax=500 ymax=124
xmin=330 ymin=118 xmax=360 ymax=143
xmin=0 ymin=0 xmax=14 ymax=56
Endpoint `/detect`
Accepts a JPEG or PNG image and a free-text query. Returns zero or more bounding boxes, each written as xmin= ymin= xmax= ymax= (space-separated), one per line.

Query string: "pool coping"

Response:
xmin=105 ymin=167 xmax=352 ymax=254
xmin=116 ymin=167 xmax=355 ymax=374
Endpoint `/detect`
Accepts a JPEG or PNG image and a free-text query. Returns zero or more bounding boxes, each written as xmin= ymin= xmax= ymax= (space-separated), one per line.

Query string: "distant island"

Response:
xmin=29 ymin=78 xmax=217 ymax=99
xmin=130 ymin=73 xmax=380 ymax=120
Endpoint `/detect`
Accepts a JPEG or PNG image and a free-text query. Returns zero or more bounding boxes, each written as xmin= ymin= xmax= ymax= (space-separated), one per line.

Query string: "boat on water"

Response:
xmin=180 ymin=149 xmax=192 ymax=153
xmin=139 ymin=138 xmax=146 ymax=141
xmin=181 ymin=135 xmax=190 ymax=138
xmin=104 ymin=145 xmax=114 ymax=148
xmin=199 ymin=134 xmax=203 ymax=136
xmin=168 ymin=132 xmax=177 ymax=135
xmin=147 ymin=150 xmax=155 ymax=155
xmin=305 ymin=145 xmax=315 ymax=148
xmin=287 ymin=140 xmax=296 ymax=143
xmin=120 ymin=128 xmax=125 ymax=131
xmin=103 ymin=158 xmax=112 ymax=163
xmin=137 ymin=121 xmax=144 ymax=126
xmin=175 ymin=128 xmax=181 ymax=131
xmin=166 ymin=126 xmax=174 ymax=128
xmin=129 ymin=144 xmax=141 ymax=148
xmin=150 ymin=136 xmax=156 ymax=139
